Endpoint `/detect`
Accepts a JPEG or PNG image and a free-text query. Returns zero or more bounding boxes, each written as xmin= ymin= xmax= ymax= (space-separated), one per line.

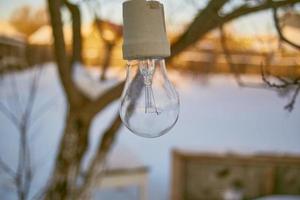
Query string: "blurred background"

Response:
xmin=0 ymin=0 xmax=300 ymax=200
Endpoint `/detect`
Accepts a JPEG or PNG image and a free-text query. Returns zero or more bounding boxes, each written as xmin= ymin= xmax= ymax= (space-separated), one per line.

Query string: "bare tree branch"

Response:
xmin=64 ymin=0 xmax=82 ymax=63
xmin=14 ymin=69 xmax=43 ymax=200
xmin=9 ymin=75 xmax=23 ymax=116
xmin=284 ymin=84 xmax=300 ymax=111
xmin=223 ymin=0 xmax=299 ymax=22
xmin=0 ymin=157 xmax=16 ymax=179
xmin=86 ymin=0 xmax=122 ymax=81
xmin=272 ymin=5 xmax=300 ymax=50
xmin=261 ymin=64 xmax=291 ymax=89
xmin=261 ymin=62 xmax=300 ymax=111
xmin=30 ymin=97 xmax=57 ymax=126
xmin=171 ymin=0 xmax=299 ymax=59
xmin=78 ymin=114 xmax=122 ymax=199
xmin=171 ymin=0 xmax=228 ymax=57
xmin=48 ymin=0 xmax=86 ymax=106
xmin=218 ymin=1 xmax=300 ymax=112
xmin=84 ymin=81 xmax=125 ymax=117
xmin=0 ymin=102 xmax=19 ymax=127
xmin=23 ymin=68 xmax=43 ymax=123
xmin=219 ymin=25 xmax=267 ymax=88
xmin=0 ymin=65 xmax=47 ymax=200
xmin=255 ymin=1 xmax=300 ymax=111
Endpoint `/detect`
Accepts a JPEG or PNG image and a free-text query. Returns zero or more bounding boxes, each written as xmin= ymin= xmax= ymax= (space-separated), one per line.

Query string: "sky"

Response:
xmin=0 ymin=0 xmax=45 ymax=20
xmin=0 ymin=0 xmax=276 ymax=36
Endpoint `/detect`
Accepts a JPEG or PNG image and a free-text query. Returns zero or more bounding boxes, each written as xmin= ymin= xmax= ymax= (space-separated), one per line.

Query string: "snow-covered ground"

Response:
xmin=0 ymin=63 xmax=300 ymax=200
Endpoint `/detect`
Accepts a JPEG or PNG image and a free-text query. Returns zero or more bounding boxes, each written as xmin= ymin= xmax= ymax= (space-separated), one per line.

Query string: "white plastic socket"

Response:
xmin=122 ymin=0 xmax=171 ymax=60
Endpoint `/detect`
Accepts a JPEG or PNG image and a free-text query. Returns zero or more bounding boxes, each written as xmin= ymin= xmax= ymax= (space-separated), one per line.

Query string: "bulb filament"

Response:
xmin=139 ymin=59 xmax=160 ymax=115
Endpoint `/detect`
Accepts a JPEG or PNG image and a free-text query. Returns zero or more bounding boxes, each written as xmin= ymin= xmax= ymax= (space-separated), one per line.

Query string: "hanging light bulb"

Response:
xmin=120 ymin=0 xmax=180 ymax=138
xmin=120 ymin=59 xmax=179 ymax=138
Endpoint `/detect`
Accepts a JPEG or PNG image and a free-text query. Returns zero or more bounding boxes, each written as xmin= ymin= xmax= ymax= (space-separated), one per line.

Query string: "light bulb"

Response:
xmin=120 ymin=58 xmax=179 ymax=138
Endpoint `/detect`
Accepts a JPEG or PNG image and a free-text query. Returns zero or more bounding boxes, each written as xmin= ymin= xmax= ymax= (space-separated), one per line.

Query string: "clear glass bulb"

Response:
xmin=120 ymin=58 xmax=179 ymax=138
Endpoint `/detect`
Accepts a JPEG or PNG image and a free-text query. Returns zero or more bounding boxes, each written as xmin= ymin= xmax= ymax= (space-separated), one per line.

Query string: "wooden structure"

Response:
xmin=171 ymin=150 xmax=300 ymax=200
xmin=0 ymin=35 xmax=26 ymax=71
xmin=96 ymin=167 xmax=149 ymax=200
xmin=176 ymin=49 xmax=300 ymax=77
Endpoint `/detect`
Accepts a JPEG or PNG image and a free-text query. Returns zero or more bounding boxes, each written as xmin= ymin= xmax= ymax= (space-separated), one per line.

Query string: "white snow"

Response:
xmin=0 ymin=63 xmax=300 ymax=200
xmin=72 ymin=62 xmax=119 ymax=100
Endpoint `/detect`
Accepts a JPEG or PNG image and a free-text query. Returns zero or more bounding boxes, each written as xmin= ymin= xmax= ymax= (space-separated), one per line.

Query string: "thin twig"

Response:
xmin=30 ymin=96 xmax=57 ymax=126
xmin=260 ymin=3 xmax=300 ymax=111
xmin=272 ymin=5 xmax=300 ymax=50
xmin=10 ymin=74 xmax=23 ymax=116
xmin=219 ymin=24 xmax=266 ymax=88
xmin=0 ymin=102 xmax=19 ymax=126
xmin=78 ymin=113 xmax=122 ymax=198
xmin=261 ymin=63 xmax=291 ymax=89
xmin=261 ymin=62 xmax=300 ymax=111
xmin=284 ymin=84 xmax=300 ymax=112
xmin=23 ymin=68 xmax=43 ymax=123
xmin=0 ymin=66 xmax=45 ymax=200
xmin=0 ymin=157 xmax=16 ymax=179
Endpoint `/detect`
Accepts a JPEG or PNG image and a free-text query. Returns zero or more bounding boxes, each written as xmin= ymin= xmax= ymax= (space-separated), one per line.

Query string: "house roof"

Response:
xmin=28 ymin=24 xmax=93 ymax=45
xmin=0 ymin=21 xmax=26 ymax=42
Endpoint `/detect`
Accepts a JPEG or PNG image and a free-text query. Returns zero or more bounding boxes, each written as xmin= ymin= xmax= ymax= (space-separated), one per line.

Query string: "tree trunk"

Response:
xmin=77 ymin=114 xmax=122 ymax=199
xmin=45 ymin=109 xmax=91 ymax=200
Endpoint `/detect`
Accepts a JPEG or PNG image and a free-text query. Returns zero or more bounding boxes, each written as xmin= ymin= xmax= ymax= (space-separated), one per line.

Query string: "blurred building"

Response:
xmin=0 ymin=21 xmax=27 ymax=72
xmin=174 ymin=30 xmax=300 ymax=77
xmin=27 ymin=23 xmax=124 ymax=67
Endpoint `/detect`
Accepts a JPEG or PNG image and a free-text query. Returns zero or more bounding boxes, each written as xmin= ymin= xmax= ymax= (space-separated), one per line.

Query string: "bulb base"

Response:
xmin=122 ymin=0 xmax=171 ymax=60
